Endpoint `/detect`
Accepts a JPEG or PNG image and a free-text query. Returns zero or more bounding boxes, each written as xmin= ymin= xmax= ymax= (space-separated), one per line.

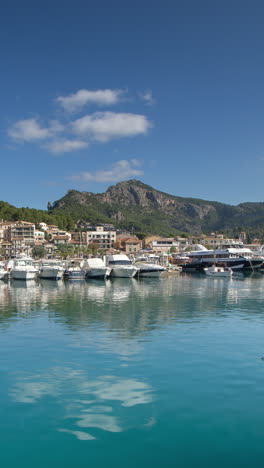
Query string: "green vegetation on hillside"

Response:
xmin=1 ymin=180 xmax=264 ymax=240
xmin=0 ymin=201 xmax=75 ymax=230
xmin=48 ymin=181 xmax=264 ymax=238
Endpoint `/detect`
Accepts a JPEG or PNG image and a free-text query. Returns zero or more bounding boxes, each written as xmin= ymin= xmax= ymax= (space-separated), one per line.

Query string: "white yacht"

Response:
xmin=84 ymin=258 xmax=111 ymax=279
xmin=39 ymin=260 xmax=64 ymax=280
xmin=107 ymin=254 xmax=138 ymax=278
xmin=64 ymin=260 xmax=86 ymax=280
xmin=134 ymin=256 xmax=167 ymax=277
xmin=11 ymin=257 xmax=38 ymax=280
xmin=182 ymin=242 xmax=264 ymax=272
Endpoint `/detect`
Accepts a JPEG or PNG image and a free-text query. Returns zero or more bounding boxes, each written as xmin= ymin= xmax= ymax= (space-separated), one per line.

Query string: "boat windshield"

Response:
xmin=108 ymin=260 xmax=132 ymax=265
xmin=42 ymin=261 xmax=59 ymax=266
xmin=14 ymin=260 xmax=33 ymax=267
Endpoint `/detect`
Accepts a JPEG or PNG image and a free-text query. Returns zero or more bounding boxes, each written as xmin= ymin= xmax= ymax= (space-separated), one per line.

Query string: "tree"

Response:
xmin=32 ymin=245 xmax=45 ymax=258
xmin=89 ymin=242 xmax=99 ymax=254
xmin=57 ymin=244 xmax=75 ymax=259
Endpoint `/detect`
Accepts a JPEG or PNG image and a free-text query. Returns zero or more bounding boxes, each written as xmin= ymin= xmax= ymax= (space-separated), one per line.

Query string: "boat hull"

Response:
xmin=12 ymin=270 xmax=37 ymax=280
xmin=242 ymin=259 xmax=264 ymax=270
xmin=39 ymin=268 xmax=64 ymax=280
xmin=111 ymin=267 xmax=138 ymax=278
xmin=86 ymin=267 xmax=108 ymax=279
xmin=138 ymin=270 xmax=164 ymax=277
xmin=64 ymin=270 xmax=86 ymax=280
xmin=182 ymin=259 xmax=252 ymax=272
xmin=137 ymin=266 xmax=166 ymax=277
xmin=204 ymin=267 xmax=232 ymax=277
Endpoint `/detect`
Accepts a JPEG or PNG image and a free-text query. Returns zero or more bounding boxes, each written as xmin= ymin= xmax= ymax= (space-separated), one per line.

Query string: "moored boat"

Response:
xmin=107 ymin=254 xmax=138 ymax=278
xmin=134 ymin=256 xmax=167 ymax=277
xmin=39 ymin=260 xmax=64 ymax=280
xmin=84 ymin=258 xmax=111 ymax=279
xmin=204 ymin=266 xmax=233 ymax=277
xmin=64 ymin=260 xmax=86 ymax=280
xmin=11 ymin=256 xmax=38 ymax=280
xmin=182 ymin=243 xmax=264 ymax=272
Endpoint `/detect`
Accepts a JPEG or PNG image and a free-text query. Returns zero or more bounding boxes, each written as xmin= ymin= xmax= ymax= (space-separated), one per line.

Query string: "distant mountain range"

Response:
xmin=48 ymin=179 xmax=264 ymax=238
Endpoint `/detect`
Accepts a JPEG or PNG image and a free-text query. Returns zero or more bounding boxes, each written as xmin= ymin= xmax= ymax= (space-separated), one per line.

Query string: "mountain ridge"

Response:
xmin=49 ymin=179 xmax=264 ymax=237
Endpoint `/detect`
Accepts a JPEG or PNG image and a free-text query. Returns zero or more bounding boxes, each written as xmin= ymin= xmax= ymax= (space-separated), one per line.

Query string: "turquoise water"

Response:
xmin=1 ymin=274 xmax=264 ymax=467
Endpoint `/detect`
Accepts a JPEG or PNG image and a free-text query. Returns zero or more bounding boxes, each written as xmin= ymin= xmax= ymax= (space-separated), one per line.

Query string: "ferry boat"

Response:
xmin=182 ymin=242 xmax=264 ymax=272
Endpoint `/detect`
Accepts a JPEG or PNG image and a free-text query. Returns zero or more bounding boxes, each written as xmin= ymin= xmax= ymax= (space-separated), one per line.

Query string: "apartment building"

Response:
xmin=86 ymin=226 xmax=116 ymax=249
xmin=149 ymin=238 xmax=179 ymax=253
xmin=5 ymin=221 xmax=35 ymax=245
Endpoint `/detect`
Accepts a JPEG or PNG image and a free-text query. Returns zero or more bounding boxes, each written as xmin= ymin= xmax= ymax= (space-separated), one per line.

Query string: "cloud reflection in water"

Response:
xmin=10 ymin=367 xmax=153 ymax=441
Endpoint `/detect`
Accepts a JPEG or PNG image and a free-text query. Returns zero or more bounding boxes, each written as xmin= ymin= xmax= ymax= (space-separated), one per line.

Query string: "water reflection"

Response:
xmin=11 ymin=367 xmax=153 ymax=441
xmin=0 ymin=275 xmax=264 ymax=332
xmin=2 ymin=274 xmax=264 ymax=448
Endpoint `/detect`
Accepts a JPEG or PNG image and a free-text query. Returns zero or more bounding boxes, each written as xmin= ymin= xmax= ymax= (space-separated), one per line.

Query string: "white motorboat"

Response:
xmin=204 ymin=266 xmax=233 ymax=277
xmin=84 ymin=258 xmax=111 ymax=279
xmin=134 ymin=256 xmax=167 ymax=277
xmin=11 ymin=257 xmax=38 ymax=280
xmin=107 ymin=254 xmax=138 ymax=278
xmin=64 ymin=260 xmax=86 ymax=280
xmin=39 ymin=260 xmax=64 ymax=280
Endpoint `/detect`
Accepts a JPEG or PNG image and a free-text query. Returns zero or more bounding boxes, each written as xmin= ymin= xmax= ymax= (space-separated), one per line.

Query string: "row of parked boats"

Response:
xmin=0 ymin=254 xmax=169 ymax=281
xmin=1 ymin=241 xmax=263 ymax=282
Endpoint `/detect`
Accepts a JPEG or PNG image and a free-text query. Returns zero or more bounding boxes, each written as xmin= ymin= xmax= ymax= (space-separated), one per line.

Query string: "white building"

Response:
xmin=150 ymin=238 xmax=179 ymax=253
xmin=35 ymin=230 xmax=45 ymax=243
xmin=86 ymin=226 xmax=116 ymax=250
xmin=39 ymin=222 xmax=48 ymax=231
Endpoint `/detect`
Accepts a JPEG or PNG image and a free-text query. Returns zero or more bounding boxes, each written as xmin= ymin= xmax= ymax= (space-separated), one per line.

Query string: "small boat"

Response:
xmin=204 ymin=266 xmax=233 ymax=277
xmin=84 ymin=258 xmax=111 ymax=279
xmin=64 ymin=260 xmax=86 ymax=280
xmin=165 ymin=265 xmax=182 ymax=274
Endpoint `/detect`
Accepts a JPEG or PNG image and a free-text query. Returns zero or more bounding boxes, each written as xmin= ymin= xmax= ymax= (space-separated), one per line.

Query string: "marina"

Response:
xmin=2 ymin=2 xmax=264 ymax=466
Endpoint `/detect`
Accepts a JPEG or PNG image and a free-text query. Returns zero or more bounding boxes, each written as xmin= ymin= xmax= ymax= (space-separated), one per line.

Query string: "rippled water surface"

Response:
xmin=1 ymin=274 xmax=264 ymax=467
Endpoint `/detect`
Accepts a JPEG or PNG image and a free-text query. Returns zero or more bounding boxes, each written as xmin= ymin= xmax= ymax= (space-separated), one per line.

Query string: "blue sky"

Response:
xmin=2 ymin=0 xmax=264 ymax=209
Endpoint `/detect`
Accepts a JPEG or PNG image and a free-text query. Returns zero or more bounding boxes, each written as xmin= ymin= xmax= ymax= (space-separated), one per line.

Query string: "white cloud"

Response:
xmin=139 ymin=89 xmax=155 ymax=105
xmin=57 ymin=89 xmax=124 ymax=113
xmin=8 ymin=91 xmax=152 ymax=155
xmin=72 ymin=111 xmax=151 ymax=142
xmin=48 ymin=120 xmax=65 ymax=133
xmin=69 ymin=159 xmax=144 ymax=183
xmin=8 ymin=118 xmax=53 ymax=142
xmin=46 ymin=139 xmax=89 ymax=154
